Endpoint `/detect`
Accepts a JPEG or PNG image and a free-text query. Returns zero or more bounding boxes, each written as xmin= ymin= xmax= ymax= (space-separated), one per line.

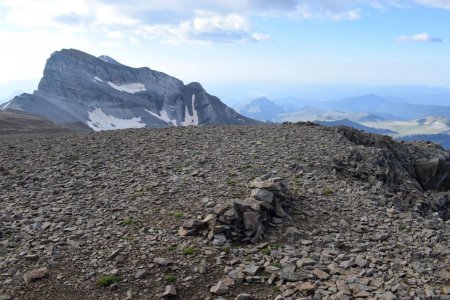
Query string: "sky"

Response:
xmin=0 ymin=0 xmax=450 ymax=104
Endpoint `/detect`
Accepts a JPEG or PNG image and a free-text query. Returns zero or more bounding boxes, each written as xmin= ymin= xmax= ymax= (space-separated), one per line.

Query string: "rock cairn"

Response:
xmin=179 ymin=174 xmax=295 ymax=243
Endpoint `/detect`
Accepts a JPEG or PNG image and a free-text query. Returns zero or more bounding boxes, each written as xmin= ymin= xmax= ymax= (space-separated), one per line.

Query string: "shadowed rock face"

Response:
xmin=3 ymin=49 xmax=257 ymax=131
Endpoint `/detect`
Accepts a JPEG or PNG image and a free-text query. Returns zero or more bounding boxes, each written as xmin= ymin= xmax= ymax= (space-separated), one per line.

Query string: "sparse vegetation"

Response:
xmin=97 ymin=275 xmax=118 ymax=287
xmin=272 ymin=286 xmax=281 ymax=293
xmin=122 ymin=235 xmax=135 ymax=241
xmin=226 ymin=178 xmax=236 ymax=186
xmin=167 ymin=245 xmax=177 ymax=252
xmin=122 ymin=217 xmax=139 ymax=226
xmin=271 ymin=262 xmax=282 ymax=269
xmin=144 ymin=184 xmax=156 ymax=191
xmin=270 ymin=243 xmax=283 ymax=249
xmin=399 ymin=224 xmax=412 ymax=232
xmin=322 ymin=188 xmax=334 ymax=196
xmin=164 ymin=275 xmax=177 ymax=283
xmin=260 ymin=247 xmax=271 ymax=256
xmin=291 ymin=209 xmax=302 ymax=216
xmin=173 ymin=211 xmax=184 ymax=218
xmin=130 ymin=190 xmax=145 ymax=199
xmin=182 ymin=246 xmax=199 ymax=255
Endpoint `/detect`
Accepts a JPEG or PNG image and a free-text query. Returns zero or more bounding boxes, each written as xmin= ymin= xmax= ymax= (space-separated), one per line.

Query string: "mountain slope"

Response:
xmin=3 ymin=49 xmax=257 ymax=131
xmin=316 ymin=119 xmax=397 ymax=135
xmin=0 ymin=110 xmax=73 ymax=135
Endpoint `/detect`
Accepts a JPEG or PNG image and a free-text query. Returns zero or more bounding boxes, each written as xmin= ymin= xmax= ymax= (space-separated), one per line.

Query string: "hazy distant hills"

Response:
xmin=315 ymin=119 xmax=397 ymax=135
xmin=236 ymin=94 xmax=450 ymax=149
xmin=326 ymin=94 xmax=450 ymax=120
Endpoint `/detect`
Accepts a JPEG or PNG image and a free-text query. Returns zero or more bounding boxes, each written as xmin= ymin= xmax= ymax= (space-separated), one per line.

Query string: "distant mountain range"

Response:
xmin=236 ymin=96 xmax=450 ymax=149
xmin=0 ymin=49 xmax=257 ymax=131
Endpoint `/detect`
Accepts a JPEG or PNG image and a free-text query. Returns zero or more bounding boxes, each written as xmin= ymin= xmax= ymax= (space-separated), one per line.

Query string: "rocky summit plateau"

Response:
xmin=0 ymin=49 xmax=256 ymax=131
xmin=0 ymin=123 xmax=449 ymax=300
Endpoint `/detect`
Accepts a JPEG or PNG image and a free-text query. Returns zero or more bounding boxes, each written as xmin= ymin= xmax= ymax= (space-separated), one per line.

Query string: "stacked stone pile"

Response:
xmin=179 ymin=174 xmax=295 ymax=243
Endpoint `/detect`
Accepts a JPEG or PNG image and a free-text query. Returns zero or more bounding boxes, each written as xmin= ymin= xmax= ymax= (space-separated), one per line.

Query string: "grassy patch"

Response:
xmin=270 ymin=243 xmax=283 ymax=249
xmin=122 ymin=217 xmax=139 ymax=226
xmin=260 ymin=247 xmax=271 ymax=256
xmin=291 ymin=209 xmax=303 ymax=216
xmin=272 ymin=286 xmax=281 ymax=293
xmin=144 ymin=185 xmax=156 ymax=192
xmin=97 ymin=275 xmax=118 ymax=287
xmin=322 ymin=188 xmax=334 ymax=196
xmin=122 ymin=235 xmax=135 ymax=241
xmin=130 ymin=191 xmax=145 ymax=199
xmin=167 ymin=245 xmax=177 ymax=252
xmin=182 ymin=246 xmax=200 ymax=256
xmin=271 ymin=262 xmax=282 ymax=269
xmin=399 ymin=224 xmax=411 ymax=232
xmin=173 ymin=211 xmax=184 ymax=218
xmin=164 ymin=275 xmax=177 ymax=283
xmin=222 ymin=246 xmax=231 ymax=254
xmin=226 ymin=178 xmax=236 ymax=187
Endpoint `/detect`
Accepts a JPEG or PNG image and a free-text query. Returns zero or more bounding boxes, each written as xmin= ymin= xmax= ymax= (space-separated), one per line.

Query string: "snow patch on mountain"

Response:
xmin=1 ymin=101 xmax=11 ymax=111
xmin=94 ymin=76 xmax=103 ymax=83
xmin=107 ymin=82 xmax=146 ymax=94
xmin=181 ymin=94 xmax=199 ymax=126
xmin=87 ymin=108 xmax=146 ymax=131
xmin=146 ymin=109 xmax=177 ymax=126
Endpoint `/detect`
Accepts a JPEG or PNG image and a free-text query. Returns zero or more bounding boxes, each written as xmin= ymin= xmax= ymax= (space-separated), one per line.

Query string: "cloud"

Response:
xmin=415 ymin=0 xmax=450 ymax=10
xmin=396 ymin=32 xmax=443 ymax=43
xmin=0 ymin=0 xmax=449 ymax=46
xmin=136 ymin=13 xmax=271 ymax=44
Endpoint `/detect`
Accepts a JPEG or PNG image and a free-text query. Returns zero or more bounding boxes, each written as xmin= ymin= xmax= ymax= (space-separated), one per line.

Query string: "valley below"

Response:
xmin=0 ymin=124 xmax=449 ymax=299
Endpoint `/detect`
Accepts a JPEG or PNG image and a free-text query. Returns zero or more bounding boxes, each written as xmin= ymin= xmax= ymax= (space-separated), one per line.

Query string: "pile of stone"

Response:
xmin=179 ymin=174 xmax=295 ymax=243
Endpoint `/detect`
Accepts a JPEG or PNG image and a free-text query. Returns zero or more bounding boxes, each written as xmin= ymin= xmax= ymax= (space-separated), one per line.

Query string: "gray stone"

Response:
xmin=235 ymin=293 xmax=253 ymax=300
xmin=135 ymin=269 xmax=146 ymax=279
xmin=154 ymin=257 xmax=171 ymax=266
xmin=242 ymin=211 xmax=259 ymax=231
xmin=210 ymin=281 xmax=229 ymax=295
xmin=23 ymin=267 xmax=49 ymax=284
xmin=312 ymin=268 xmax=330 ymax=280
xmin=182 ymin=219 xmax=205 ymax=229
xmin=280 ymin=271 xmax=308 ymax=282
xmin=162 ymin=285 xmax=177 ymax=298
xmin=107 ymin=249 xmax=121 ymax=261
xmin=251 ymin=188 xmax=274 ymax=203
xmin=380 ymin=291 xmax=397 ymax=300
xmin=213 ymin=233 xmax=227 ymax=246
xmin=228 ymin=269 xmax=245 ymax=279
xmin=296 ymin=258 xmax=316 ymax=268
xmin=355 ymin=257 xmax=368 ymax=268
xmin=244 ymin=265 xmax=260 ymax=276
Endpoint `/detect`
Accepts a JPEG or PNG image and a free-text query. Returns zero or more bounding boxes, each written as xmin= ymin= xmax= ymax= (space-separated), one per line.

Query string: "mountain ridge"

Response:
xmin=2 ymin=49 xmax=257 ymax=131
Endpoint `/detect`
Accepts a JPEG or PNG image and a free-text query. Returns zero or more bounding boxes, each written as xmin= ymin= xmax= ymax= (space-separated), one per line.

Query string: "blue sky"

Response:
xmin=0 ymin=0 xmax=449 ymax=103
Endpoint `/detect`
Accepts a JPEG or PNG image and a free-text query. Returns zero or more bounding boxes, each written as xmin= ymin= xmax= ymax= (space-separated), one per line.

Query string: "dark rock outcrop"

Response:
xmin=334 ymin=126 xmax=450 ymax=192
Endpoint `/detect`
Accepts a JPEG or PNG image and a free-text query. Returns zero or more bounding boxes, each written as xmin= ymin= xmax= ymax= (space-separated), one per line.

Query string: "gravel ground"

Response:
xmin=0 ymin=124 xmax=449 ymax=300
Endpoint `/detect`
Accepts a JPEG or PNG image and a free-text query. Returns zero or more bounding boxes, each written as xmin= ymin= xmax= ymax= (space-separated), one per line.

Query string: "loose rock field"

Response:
xmin=0 ymin=124 xmax=448 ymax=299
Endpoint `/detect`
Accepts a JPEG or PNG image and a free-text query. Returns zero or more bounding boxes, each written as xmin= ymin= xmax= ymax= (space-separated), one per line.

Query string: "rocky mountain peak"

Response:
xmin=4 ymin=49 xmax=257 ymax=131
xmin=98 ymin=54 xmax=122 ymax=65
